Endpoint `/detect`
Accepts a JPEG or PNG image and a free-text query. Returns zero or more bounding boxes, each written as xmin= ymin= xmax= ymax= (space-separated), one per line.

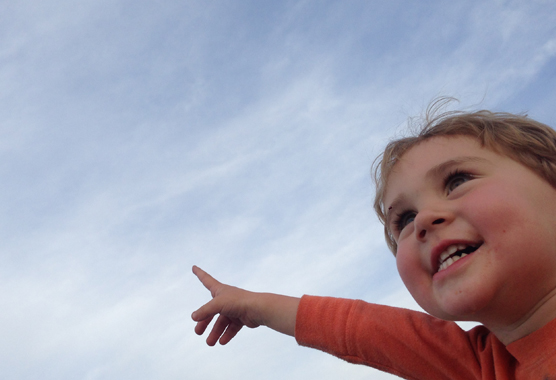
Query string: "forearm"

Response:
xmin=258 ymin=293 xmax=300 ymax=337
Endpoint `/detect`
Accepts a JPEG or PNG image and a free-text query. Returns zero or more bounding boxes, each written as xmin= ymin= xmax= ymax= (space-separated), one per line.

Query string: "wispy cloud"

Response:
xmin=0 ymin=1 xmax=555 ymax=379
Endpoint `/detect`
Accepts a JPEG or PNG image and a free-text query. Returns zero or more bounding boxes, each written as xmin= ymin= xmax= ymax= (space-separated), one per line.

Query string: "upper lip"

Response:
xmin=430 ymin=239 xmax=483 ymax=273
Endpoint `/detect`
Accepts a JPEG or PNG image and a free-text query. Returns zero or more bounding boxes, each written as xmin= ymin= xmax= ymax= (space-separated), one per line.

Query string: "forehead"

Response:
xmin=383 ymin=136 xmax=487 ymax=204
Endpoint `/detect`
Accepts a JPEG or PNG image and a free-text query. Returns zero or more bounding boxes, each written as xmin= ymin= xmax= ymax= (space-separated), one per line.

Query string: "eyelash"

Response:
xmin=392 ymin=169 xmax=475 ymax=232
xmin=444 ymin=169 xmax=474 ymax=194
xmin=393 ymin=211 xmax=416 ymax=232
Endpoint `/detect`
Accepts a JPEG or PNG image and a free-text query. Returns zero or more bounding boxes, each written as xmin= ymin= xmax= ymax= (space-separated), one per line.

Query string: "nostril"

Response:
xmin=419 ymin=230 xmax=426 ymax=239
xmin=432 ymin=218 xmax=445 ymax=225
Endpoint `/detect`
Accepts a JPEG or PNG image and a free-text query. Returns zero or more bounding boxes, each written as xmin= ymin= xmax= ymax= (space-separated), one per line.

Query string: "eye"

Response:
xmin=445 ymin=170 xmax=474 ymax=194
xmin=393 ymin=210 xmax=417 ymax=231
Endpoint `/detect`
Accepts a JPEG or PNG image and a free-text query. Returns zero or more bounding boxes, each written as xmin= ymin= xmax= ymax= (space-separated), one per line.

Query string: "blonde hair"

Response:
xmin=373 ymin=100 xmax=556 ymax=253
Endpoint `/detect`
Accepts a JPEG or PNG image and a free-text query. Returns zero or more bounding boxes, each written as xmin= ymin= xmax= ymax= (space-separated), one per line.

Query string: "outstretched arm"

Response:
xmin=191 ymin=266 xmax=300 ymax=346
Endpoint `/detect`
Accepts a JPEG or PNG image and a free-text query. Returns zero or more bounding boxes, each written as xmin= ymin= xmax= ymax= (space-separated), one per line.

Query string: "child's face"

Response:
xmin=383 ymin=136 xmax=556 ymax=326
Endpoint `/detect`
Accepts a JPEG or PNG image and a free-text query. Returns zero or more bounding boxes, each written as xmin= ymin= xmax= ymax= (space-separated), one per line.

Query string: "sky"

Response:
xmin=1 ymin=0 xmax=555 ymax=379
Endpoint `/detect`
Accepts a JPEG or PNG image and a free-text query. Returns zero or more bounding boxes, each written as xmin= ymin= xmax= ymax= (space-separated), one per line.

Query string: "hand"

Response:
xmin=191 ymin=266 xmax=300 ymax=346
xmin=191 ymin=266 xmax=265 ymax=346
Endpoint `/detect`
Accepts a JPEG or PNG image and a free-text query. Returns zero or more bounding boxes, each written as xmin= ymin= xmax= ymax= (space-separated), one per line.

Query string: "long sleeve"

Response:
xmin=294 ymin=295 xmax=514 ymax=380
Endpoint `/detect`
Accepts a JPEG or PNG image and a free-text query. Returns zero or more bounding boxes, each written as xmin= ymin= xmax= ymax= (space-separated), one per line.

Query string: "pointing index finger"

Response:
xmin=192 ymin=266 xmax=221 ymax=294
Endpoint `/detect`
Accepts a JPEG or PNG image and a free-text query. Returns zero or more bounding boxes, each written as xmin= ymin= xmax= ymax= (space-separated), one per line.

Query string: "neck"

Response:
xmin=487 ymin=288 xmax=556 ymax=345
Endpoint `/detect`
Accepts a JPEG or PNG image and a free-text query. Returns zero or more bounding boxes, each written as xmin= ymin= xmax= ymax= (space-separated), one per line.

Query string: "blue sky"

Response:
xmin=1 ymin=1 xmax=555 ymax=379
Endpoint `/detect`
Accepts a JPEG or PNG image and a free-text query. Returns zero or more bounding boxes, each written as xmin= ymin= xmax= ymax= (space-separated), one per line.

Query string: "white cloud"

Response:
xmin=0 ymin=1 xmax=555 ymax=379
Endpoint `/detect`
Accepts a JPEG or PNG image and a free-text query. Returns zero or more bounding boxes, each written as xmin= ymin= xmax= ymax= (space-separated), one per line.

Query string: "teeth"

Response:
xmin=439 ymin=245 xmax=458 ymax=262
xmin=438 ymin=253 xmax=468 ymax=272
xmin=438 ymin=244 xmax=467 ymax=263
xmin=437 ymin=243 xmax=474 ymax=272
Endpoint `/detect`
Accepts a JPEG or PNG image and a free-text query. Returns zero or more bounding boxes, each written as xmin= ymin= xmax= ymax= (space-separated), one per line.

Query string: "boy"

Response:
xmin=192 ymin=104 xmax=556 ymax=379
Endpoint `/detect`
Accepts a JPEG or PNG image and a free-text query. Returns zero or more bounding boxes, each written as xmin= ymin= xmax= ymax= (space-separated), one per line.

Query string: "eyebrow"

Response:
xmin=426 ymin=156 xmax=488 ymax=181
xmin=385 ymin=156 xmax=489 ymax=226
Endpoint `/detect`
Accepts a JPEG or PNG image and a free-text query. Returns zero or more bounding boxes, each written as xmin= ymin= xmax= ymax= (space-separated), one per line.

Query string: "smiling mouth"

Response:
xmin=437 ymin=243 xmax=482 ymax=273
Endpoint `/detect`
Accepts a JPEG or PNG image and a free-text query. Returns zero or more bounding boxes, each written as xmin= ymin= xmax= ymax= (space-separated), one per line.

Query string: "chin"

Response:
xmin=418 ymin=293 xmax=492 ymax=322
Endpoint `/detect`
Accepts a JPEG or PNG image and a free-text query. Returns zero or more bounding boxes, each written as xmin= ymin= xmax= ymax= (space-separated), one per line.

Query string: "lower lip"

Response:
xmin=432 ymin=252 xmax=474 ymax=281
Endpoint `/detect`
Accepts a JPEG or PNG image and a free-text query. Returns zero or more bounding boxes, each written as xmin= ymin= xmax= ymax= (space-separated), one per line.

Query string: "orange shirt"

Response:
xmin=295 ymin=296 xmax=556 ymax=380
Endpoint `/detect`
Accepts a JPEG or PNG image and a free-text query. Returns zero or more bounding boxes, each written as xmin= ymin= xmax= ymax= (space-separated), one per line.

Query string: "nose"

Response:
xmin=414 ymin=208 xmax=449 ymax=241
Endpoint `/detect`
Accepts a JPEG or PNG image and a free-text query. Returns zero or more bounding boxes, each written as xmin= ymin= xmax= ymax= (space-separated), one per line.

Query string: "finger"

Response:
xmin=192 ymin=266 xmax=221 ymax=294
xmin=219 ymin=321 xmax=243 ymax=345
xmin=192 ymin=297 xmax=222 ymax=322
xmin=206 ymin=314 xmax=231 ymax=346
xmin=194 ymin=315 xmax=214 ymax=335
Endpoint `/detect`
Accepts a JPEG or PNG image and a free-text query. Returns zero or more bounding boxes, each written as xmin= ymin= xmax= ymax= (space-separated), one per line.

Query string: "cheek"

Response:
xmin=395 ymin=245 xmax=425 ymax=294
xmin=462 ymin=185 xmax=526 ymax=236
xmin=395 ymin=246 xmax=436 ymax=313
